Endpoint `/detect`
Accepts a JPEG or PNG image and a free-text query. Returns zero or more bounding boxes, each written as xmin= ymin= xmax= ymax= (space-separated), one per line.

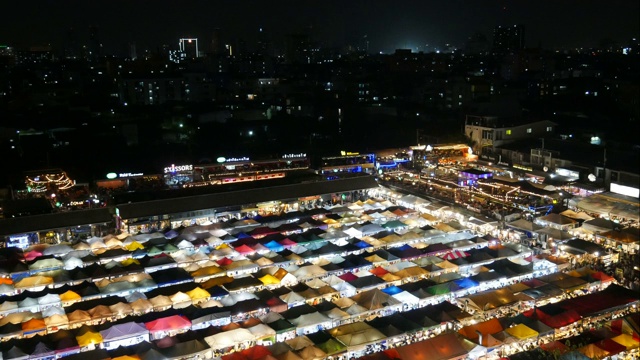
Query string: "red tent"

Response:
xmin=370 ymin=267 xmax=389 ymax=277
xmin=249 ymin=227 xmax=280 ymax=238
xmin=339 ymin=272 xmax=358 ymax=282
xmin=591 ymin=271 xmax=615 ymax=283
xmin=234 ymin=244 xmax=256 ymax=254
xmin=279 ymin=238 xmax=297 ymax=247
xmin=596 ymin=338 xmax=627 ymax=356
xmin=222 ymin=352 xmax=248 ymax=360
xmin=540 ymin=341 xmax=569 ymax=354
xmin=216 ymin=257 xmax=233 ymax=266
xmin=145 ymin=315 xmax=191 ymax=332
xmin=241 ymin=345 xmax=272 ymax=360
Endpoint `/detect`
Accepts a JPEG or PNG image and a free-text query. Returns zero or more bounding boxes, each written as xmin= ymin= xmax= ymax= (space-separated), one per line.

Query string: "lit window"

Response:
xmin=546 ymin=126 xmax=552 ymax=132
xmin=526 ymin=128 xmax=532 ymax=133
xmin=506 ymin=130 xmax=512 ymax=135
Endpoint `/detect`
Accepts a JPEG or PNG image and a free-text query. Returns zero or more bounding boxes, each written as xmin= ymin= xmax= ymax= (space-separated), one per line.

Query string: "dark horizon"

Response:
xmin=2 ymin=0 xmax=638 ymax=53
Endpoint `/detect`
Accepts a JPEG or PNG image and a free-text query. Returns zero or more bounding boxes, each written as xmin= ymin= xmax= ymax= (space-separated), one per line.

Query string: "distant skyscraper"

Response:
xmin=88 ymin=25 xmax=101 ymax=61
xmin=179 ymin=38 xmax=200 ymax=58
xmin=493 ymin=25 xmax=525 ymax=53
xmin=129 ymin=43 xmax=137 ymax=60
xmin=65 ymin=27 xmax=80 ymax=59
xmin=211 ymin=29 xmax=222 ymax=55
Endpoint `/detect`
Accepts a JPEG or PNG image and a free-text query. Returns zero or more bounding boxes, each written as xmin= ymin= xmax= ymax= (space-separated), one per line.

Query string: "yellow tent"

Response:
xmin=215 ymin=243 xmax=230 ymax=250
xmin=14 ymin=275 xmax=53 ymax=289
xmin=191 ymin=265 xmax=223 ymax=278
xmin=612 ymin=333 xmax=639 ymax=350
xmin=201 ymin=275 xmax=233 ymax=289
xmin=121 ymin=258 xmax=141 ymax=266
xmin=578 ymin=343 xmax=609 ymax=359
xmin=186 ymin=287 xmax=211 ymax=301
xmin=125 ymin=241 xmax=145 ymax=251
xmin=60 ymin=290 xmax=81 ymax=302
xmin=76 ymin=330 xmax=103 ymax=347
xmin=259 ymin=274 xmax=281 ymax=285
xmin=394 ymin=267 xmax=428 ymax=278
xmin=420 ymin=213 xmax=438 ymax=222
xmin=505 ymin=324 xmax=538 ymax=340
xmin=112 ymin=356 xmax=141 ymax=360
xmin=381 ymin=273 xmax=402 ymax=282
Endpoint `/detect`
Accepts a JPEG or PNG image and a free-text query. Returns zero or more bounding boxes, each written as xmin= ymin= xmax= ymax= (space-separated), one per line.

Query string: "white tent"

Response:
xmin=204 ymin=328 xmax=255 ymax=350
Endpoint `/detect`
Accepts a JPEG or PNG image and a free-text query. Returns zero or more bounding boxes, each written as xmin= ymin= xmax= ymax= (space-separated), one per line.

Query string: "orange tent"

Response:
xmin=22 ymin=318 xmax=46 ymax=332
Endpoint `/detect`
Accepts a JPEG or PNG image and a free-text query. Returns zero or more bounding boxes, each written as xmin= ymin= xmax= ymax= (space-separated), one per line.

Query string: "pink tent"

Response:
xmin=441 ymin=250 xmax=469 ymax=260
xmin=145 ymin=315 xmax=191 ymax=332
xmin=279 ymin=238 xmax=297 ymax=247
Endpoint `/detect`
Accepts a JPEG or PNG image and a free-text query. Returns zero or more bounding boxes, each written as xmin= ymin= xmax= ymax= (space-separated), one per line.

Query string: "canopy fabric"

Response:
xmin=186 ymin=287 xmax=211 ymax=301
xmin=205 ymin=328 xmax=255 ymax=350
xmin=505 ymin=323 xmax=539 ymax=340
xmin=145 ymin=315 xmax=191 ymax=332
xmin=612 ymin=333 xmax=639 ymax=350
xmin=76 ymin=330 xmax=103 ymax=347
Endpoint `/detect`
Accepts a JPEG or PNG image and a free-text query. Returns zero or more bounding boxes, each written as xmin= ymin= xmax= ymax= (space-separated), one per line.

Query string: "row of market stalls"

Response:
xmin=1 ymin=193 xmax=637 ymax=360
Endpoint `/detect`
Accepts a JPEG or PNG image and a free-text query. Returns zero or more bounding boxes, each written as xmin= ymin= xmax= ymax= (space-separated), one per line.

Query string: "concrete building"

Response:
xmin=464 ymin=115 xmax=555 ymax=153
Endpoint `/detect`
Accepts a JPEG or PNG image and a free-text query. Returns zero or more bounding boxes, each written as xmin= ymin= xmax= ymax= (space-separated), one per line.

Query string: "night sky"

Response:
xmin=2 ymin=0 xmax=638 ymax=53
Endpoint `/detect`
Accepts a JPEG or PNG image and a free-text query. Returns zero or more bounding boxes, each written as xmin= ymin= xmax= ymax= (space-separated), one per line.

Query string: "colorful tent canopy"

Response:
xmin=145 ymin=315 xmax=191 ymax=332
xmin=76 ymin=329 xmax=103 ymax=347
xmin=505 ymin=323 xmax=539 ymax=340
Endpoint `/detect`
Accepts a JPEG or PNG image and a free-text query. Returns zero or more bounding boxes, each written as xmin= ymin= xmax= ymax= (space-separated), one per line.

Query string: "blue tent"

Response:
xmin=264 ymin=240 xmax=285 ymax=252
xmin=235 ymin=232 xmax=252 ymax=239
xmin=454 ymin=277 xmax=479 ymax=289
xmin=381 ymin=286 xmax=403 ymax=296
xmin=354 ymin=241 xmax=372 ymax=249
xmin=164 ymin=230 xmax=179 ymax=239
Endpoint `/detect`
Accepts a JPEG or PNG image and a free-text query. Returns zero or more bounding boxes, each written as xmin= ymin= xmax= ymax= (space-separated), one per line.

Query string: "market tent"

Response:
xmin=100 ymin=321 xmax=148 ymax=343
xmin=76 ymin=328 xmax=103 ymax=347
xmin=205 ymin=328 xmax=255 ymax=350
xmin=458 ymin=318 xmax=503 ymax=345
xmin=145 ymin=315 xmax=191 ymax=332
xmin=290 ymin=312 xmax=331 ymax=329
xmin=612 ymin=333 xmax=640 ymax=350
xmin=14 ymin=275 xmax=53 ymax=289
xmin=159 ymin=339 xmax=210 ymax=360
xmin=577 ymin=343 xmax=609 ymax=359
xmin=505 ymin=323 xmax=538 ymax=340
xmin=297 ymin=345 xmax=326 ymax=360
xmin=350 ymin=288 xmax=402 ymax=311
xmin=394 ymin=332 xmax=469 ymax=360
xmin=286 ymin=336 xmax=314 ymax=351
xmin=315 ymin=338 xmax=347 ymax=356
xmin=22 ymin=318 xmax=46 ymax=334
xmin=4 ymin=346 xmax=29 ymax=360
xmin=336 ymin=328 xmax=386 ymax=347
xmin=595 ymin=338 xmax=627 ymax=356
xmin=44 ymin=313 xmax=69 ymax=328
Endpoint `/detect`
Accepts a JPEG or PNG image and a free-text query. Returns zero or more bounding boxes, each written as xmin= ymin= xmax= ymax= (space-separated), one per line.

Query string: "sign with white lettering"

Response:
xmin=164 ymin=164 xmax=193 ymax=174
xmin=119 ymin=173 xmax=144 ymax=178
xmin=282 ymin=153 xmax=306 ymax=159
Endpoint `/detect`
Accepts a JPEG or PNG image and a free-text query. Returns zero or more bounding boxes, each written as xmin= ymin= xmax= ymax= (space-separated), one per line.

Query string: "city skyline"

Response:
xmin=1 ymin=0 xmax=638 ymax=53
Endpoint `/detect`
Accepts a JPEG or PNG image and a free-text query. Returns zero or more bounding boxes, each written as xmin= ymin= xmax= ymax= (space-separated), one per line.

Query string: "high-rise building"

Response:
xmin=64 ymin=27 xmax=80 ymax=59
xmin=211 ymin=29 xmax=222 ymax=55
xmin=88 ymin=25 xmax=101 ymax=61
xmin=179 ymin=38 xmax=200 ymax=58
xmin=129 ymin=43 xmax=137 ymax=60
xmin=493 ymin=25 xmax=525 ymax=53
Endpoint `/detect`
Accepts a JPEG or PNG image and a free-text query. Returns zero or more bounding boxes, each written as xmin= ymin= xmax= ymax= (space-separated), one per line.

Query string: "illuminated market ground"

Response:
xmin=0 ymin=177 xmax=638 ymax=360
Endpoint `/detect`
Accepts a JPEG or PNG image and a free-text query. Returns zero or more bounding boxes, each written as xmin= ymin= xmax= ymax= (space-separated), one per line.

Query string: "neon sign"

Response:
xmin=164 ymin=164 xmax=193 ymax=173
xmin=119 ymin=173 xmax=144 ymax=178
xmin=282 ymin=153 xmax=306 ymax=159
xmin=216 ymin=157 xmax=250 ymax=163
